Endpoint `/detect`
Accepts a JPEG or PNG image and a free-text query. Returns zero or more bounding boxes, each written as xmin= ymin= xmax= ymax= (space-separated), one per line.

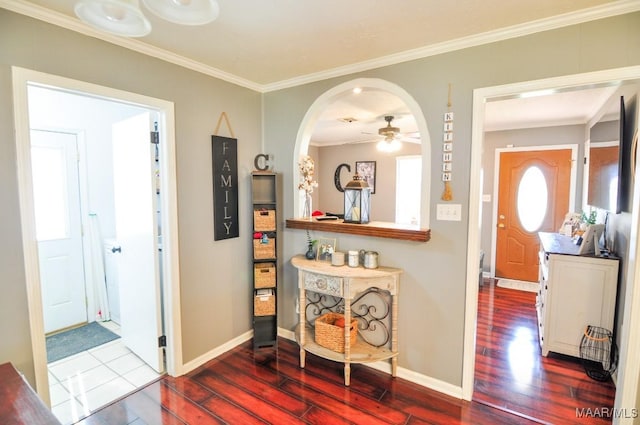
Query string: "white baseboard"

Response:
xmin=278 ymin=327 xmax=295 ymax=340
xmin=277 ymin=327 xmax=463 ymax=399
xmin=179 ymin=327 xmax=462 ymax=400
xmin=181 ymin=330 xmax=253 ymax=375
xmin=396 ymin=366 xmax=463 ymax=399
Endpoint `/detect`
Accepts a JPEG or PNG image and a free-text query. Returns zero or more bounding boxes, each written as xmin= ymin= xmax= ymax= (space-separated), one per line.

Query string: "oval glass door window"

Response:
xmin=517 ymin=166 xmax=548 ymax=232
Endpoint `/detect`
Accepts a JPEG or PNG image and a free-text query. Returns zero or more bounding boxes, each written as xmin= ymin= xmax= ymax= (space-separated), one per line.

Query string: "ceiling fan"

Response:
xmin=334 ymin=114 xmax=419 ymax=149
xmin=378 ymin=115 xmax=400 ymax=139
xmin=376 ymin=115 xmax=403 ymax=152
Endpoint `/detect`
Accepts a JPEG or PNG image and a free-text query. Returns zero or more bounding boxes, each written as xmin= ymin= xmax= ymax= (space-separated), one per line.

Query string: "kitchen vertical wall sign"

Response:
xmin=441 ymin=83 xmax=454 ymax=201
xmin=212 ymin=112 xmax=239 ymax=240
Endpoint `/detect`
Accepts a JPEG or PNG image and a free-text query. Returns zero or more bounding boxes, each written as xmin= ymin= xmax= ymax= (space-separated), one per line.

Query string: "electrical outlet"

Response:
xmin=437 ymin=203 xmax=462 ymax=221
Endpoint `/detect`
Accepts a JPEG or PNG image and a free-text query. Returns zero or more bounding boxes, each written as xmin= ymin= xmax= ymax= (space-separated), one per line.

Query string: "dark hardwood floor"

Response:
xmin=73 ymin=279 xmax=616 ymax=424
xmin=474 ymin=279 xmax=616 ymax=424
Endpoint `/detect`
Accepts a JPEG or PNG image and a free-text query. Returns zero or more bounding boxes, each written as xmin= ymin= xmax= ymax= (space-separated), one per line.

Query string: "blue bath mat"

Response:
xmin=46 ymin=322 xmax=120 ymax=363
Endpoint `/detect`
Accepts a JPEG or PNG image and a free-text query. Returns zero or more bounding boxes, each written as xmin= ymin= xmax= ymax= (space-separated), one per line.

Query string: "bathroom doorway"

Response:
xmin=29 ymin=86 xmax=164 ymax=424
xmin=13 ymin=67 xmax=182 ymax=424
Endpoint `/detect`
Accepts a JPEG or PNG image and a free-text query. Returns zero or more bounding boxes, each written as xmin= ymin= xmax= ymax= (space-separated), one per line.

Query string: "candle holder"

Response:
xmin=343 ymin=173 xmax=371 ymax=224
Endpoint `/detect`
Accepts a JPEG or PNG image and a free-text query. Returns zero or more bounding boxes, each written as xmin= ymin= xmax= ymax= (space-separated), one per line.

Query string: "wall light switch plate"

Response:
xmin=437 ymin=203 xmax=462 ymax=221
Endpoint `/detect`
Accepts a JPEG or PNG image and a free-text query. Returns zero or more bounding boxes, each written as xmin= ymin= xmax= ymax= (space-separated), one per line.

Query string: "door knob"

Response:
xmin=111 ymin=246 xmax=122 ymax=253
xmin=498 ymin=223 xmax=505 ymax=228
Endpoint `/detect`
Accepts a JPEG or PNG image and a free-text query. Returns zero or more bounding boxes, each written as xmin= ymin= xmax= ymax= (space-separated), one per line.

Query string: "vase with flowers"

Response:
xmin=305 ymin=230 xmax=317 ymax=259
xmin=298 ymin=155 xmax=318 ymax=220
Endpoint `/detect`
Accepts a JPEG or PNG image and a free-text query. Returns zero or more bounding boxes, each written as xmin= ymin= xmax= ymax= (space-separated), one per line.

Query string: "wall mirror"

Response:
xmin=585 ymin=83 xmax=640 ymax=214
xmin=587 ymin=140 xmax=620 ymax=213
xmin=295 ymin=79 xmax=430 ymax=227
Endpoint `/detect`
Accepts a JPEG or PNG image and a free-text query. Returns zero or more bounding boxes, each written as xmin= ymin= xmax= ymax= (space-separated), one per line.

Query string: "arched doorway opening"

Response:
xmin=291 ymin=78 xmax=432 ymax=227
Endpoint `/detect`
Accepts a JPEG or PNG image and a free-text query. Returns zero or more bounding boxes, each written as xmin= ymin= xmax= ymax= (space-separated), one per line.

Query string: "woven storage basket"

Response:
xmin=315 ymin=312 xmax=358 ymax=353
xmin=253 ymin=238 xmax=276 ymax=259
xmin=254 ymin=263 xmax=276 ymax=288
xmin=580 ymin=325 xmax=617 ymax=381
xmin=254 ymin=289 xmax=275 ymax=316
xmin=254 ymin=210 xmax=276 ymax=231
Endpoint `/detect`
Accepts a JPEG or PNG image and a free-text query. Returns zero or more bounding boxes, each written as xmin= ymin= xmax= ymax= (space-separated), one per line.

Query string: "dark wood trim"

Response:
xmin=286 ymin=218 xmax=430 ymax=242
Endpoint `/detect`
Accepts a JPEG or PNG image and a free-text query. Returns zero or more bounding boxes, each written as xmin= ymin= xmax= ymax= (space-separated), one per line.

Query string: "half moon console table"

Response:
xmin=291 ymin=255 xmax=402 ymax=386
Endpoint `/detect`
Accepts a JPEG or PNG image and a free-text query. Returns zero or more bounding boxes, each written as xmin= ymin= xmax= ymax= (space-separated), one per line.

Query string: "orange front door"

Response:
xmin=495 ymin=149 xmax=572 ymax=282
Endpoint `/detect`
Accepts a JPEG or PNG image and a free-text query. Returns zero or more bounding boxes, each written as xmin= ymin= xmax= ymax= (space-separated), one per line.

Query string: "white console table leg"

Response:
xmin=391 ymin=292 xmax=398 ymax=377
xmin=299 ymin=274 xmax=306 ymax=368
xmin=344 ymin=298 xmax=351 ymax=386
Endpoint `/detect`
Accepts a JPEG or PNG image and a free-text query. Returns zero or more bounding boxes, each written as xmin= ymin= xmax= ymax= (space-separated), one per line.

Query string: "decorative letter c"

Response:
xmin=334 ymin=163 xmax=351 ymax=192
xmin=254 ymin=154 xmax=270 ymax=171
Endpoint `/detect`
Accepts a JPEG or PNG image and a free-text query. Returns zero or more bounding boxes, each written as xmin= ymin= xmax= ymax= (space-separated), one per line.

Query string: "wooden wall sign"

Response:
xmin=212 ymin=135 xmax=239 ymax=240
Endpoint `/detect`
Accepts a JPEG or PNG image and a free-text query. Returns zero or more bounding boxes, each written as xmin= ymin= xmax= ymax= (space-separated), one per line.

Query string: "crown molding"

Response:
xmin=262 ymin=0 xmax=640 ymax=92
xmin=0 ymin=0 xmax=263 ymax=92
xmin=2 ymin=0 xmax=640 ymax=93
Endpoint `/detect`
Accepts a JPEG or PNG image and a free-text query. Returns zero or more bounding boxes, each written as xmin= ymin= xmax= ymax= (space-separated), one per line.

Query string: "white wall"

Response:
xmin=28 ymin=86 xmax=147 ymax=240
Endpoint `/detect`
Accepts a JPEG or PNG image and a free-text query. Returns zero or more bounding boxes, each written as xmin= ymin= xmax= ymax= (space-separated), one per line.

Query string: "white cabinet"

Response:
xmin=537 ymin=232 xmax=619 ymax=357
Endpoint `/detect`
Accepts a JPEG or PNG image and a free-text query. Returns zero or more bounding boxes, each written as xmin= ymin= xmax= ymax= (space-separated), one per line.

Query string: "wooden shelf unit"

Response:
xmin=251 ymin=172 xmax=280 ymax=348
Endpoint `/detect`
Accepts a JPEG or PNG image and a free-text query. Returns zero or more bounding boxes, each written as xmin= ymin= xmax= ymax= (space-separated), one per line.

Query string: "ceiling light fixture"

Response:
xmin=142 ymin=0 xmax=220 ymax=25
xmin=75 ymin=0 xmax=219 ymax=37
xmin=376 ymin=115 xmax=402 ymax=152
xmin=75 ymin=0 xmax=151 ymax=37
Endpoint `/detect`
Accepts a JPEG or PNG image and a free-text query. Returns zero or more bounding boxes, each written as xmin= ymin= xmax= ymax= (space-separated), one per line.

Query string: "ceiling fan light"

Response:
xmin=377 ymin=138 xmax=401 ymax=153
xmin=75 ymin=0 xmax=151 ymax=37
xmin=142 ymin=0 xmax=219 ymax=25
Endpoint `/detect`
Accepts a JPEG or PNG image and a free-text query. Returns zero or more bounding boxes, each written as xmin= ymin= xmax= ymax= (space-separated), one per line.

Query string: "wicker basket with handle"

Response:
xmin=254 ymin=262 xmax=276 ymax=288
xmin=253 ymin=209 xmax=276 ymax=231
xmin=315 ymin=312 xmax=358 ymax=353
xmin=253 ymin=237 xmax=275 ymax=259
xmin=254 ymin=289 xmax=275 ymax=316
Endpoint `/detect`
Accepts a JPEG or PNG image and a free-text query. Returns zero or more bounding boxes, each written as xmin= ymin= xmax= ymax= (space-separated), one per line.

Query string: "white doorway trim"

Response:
xmin=11 ymin=66 xmax=183 ymax=404
xmin=489 ymin=144 xmax=578 ymax=278
xmin=463 ymin=66 xmax=640 ymax=423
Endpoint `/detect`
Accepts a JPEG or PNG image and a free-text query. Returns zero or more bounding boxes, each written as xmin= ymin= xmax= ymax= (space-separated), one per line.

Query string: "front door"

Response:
xmin=495 ymin=149 xmax=572 ymax=282
xmin=31 ymin=129 xmax=87 ymax=333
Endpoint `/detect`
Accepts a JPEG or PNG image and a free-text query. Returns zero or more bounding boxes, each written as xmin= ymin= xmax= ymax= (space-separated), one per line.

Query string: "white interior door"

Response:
xmin=31 ymin=130 xmax=88 ymax=334
xmin=112 ymin=112 xmax=164 ymax=373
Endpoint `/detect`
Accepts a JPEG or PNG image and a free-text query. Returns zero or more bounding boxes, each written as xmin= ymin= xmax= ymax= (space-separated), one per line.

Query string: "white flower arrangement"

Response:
xmin=298 ymin=155 xmax=318 ymax=194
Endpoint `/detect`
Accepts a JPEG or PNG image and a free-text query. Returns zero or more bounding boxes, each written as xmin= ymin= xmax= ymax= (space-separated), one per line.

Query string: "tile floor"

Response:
xmin=48 ymin=321 xmax=161 ymax=425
